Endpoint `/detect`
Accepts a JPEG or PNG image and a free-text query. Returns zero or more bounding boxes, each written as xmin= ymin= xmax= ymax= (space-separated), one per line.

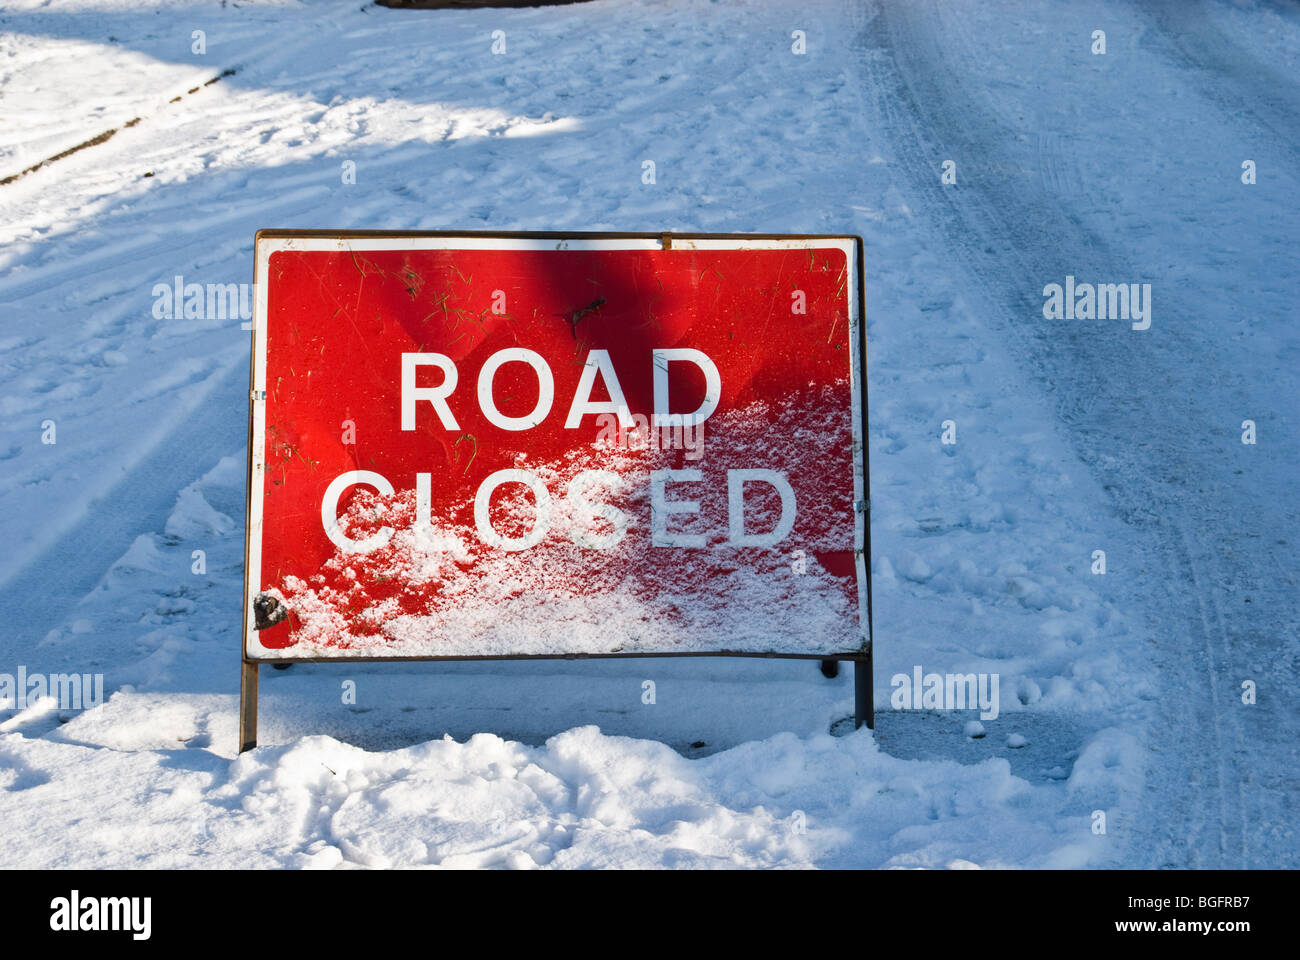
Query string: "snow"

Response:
xmin=15 ymin=716 xmax=1089 ymax=869
xmin=0 ymin=0 xmax=1295 ymax=868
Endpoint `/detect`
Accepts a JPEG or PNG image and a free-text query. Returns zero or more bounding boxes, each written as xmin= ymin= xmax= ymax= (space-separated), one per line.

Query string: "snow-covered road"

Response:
xmin=0 ymin=0 xmax=1294 ymax=868
xmin=851 ymin=0 xmax=1299 ymax=866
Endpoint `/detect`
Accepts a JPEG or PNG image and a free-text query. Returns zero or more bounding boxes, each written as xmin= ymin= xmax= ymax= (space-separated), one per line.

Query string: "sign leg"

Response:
xmin=239 ymin=661 xmax=259 ymax=752
xmin=854 ymin=653 xmax=873 ymax=730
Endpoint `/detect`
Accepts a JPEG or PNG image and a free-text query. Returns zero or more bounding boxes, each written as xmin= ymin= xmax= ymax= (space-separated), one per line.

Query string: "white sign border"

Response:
xmin=244 ymin=233 xmax=867 ymax=660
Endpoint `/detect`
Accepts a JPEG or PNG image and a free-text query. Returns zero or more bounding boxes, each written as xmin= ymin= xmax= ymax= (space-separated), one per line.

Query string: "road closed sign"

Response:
xmin=243 ymin=232 xmax=868 ymax=662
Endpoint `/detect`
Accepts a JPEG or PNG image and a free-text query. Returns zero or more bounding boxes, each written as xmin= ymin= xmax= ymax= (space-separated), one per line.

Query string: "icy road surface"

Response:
xmin=0 ymin=0 xmax=1294 ymax=868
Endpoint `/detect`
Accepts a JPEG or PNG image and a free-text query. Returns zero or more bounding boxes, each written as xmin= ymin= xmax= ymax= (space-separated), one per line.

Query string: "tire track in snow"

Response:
xmin=1138 ymin=0 xmax=1300 ymax=157
xmin=849 ymin=0 xmax=1299 ymax=866
xmin=1135 ymin=0 xmax=1300 ymax=868
xmin=0 ymin=70 xmax=235 ymax=187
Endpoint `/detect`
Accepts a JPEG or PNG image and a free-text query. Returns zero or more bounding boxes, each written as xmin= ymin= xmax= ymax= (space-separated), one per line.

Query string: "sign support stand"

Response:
xmin=240 ymin=661 xmax=258 ymax=753
xmin=855 ymin=651 xmax=873 ymax=730
xmin=237 ymin=230 xmax=874 ymax=753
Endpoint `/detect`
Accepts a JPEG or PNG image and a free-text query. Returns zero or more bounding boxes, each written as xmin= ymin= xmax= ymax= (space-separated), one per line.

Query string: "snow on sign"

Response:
xmin=242 ymin=232 xmax=869 ymax=674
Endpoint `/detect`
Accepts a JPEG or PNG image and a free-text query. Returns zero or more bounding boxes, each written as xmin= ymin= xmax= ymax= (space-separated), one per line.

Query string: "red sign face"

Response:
xmin=245 ymin=234 xmax=866 ymax=659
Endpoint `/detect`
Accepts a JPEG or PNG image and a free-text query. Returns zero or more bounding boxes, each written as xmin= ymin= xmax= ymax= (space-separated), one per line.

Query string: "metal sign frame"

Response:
xmin=239 ymin=230 xmax=873 ymax=751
